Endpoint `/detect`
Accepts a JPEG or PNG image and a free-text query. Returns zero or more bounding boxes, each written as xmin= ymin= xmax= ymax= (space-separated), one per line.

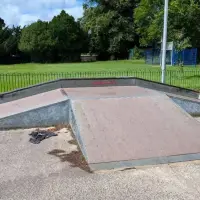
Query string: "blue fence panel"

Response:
xmin=145 ymin=49 xmax=161 ymax=64
xmin=183 ymin=48 xmax=197 ymax=66
xmin=145 ymin=49 xmax=171 ymax=65
xmin=172 ymin=50 xmax=178 ymax=65
xmin=145 ymin=50 xmax=153 ymax=64
xmin=172 ymin=48 xmax=197 ymax=66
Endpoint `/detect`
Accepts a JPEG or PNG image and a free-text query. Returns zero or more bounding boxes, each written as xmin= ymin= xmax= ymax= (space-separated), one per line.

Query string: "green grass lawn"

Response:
xmin=0 ymin=60 xmax=154 ymax=73
xmin=0 ymin=60 xmax=199 ymax=73
xmin=0 ymin=60 xmax=200 ymax=93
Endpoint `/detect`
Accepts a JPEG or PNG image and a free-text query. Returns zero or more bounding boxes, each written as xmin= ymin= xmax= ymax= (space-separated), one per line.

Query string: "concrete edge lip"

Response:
xmin=89 ymin=153 xmax=200 ymax=171
xmin=169 ymin=96 xmax=200 ymax=116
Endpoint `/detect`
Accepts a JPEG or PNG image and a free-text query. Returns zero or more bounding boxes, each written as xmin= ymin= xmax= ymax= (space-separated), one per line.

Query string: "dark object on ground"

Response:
xmin=29 ymin=129 xmax=57 ymax=144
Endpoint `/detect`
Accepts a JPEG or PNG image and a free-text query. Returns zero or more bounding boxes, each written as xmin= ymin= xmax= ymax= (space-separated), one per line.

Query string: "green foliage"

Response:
xmin=19 ymin=20 xmax=56 ymax=62
xmin=81 ymin=0 xmax=136 ymax=59
xmin=135 ymin=0 xmax=200 ymax=47
xmin=19 ymin=10 xmax=85 ymax=63
xmin=0 ymin=23 xmax=21 ymax=58
xmin=133 ymin=46 xmax=144 ymax=59
xmin=0 ymin=17 xmax=5 ymax=29
xmin=49 ymin=10 xmax=85 ymax=62
xmin=173 ymin=30 xmax=192 ymax=67
xmin=0 ymin=27 xmax=11 ymax=56
xmin=134 ymin=0 xmax=163 ymax=46
xmin=173 ymin=31 xmax=191 ymax=52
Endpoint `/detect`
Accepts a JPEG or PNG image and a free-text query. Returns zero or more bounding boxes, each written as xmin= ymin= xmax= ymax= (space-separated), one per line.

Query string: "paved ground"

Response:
xmin=1 ymin=128 xmax=200 ymax=200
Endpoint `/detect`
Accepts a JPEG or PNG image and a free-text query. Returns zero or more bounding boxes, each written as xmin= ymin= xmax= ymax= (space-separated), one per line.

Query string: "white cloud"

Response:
xmin=0 ymin=0 xmax=83 ymax=27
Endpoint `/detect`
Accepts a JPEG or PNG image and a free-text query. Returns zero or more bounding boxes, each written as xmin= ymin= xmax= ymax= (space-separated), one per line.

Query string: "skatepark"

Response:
xmin=1 ymin=77 xmax=200 ymax=200
xmin=0 ymin=77 xmax=200 ymax=171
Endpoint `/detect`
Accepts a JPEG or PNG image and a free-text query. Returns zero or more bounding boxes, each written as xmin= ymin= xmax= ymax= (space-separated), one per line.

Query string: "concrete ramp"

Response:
xmin=71 ymin=90 xmax=200 ymax=170
xmin=0 ymin=89 xmax=70 ymax=128
xmin=0 ymin=83 xmax=200 ymax=171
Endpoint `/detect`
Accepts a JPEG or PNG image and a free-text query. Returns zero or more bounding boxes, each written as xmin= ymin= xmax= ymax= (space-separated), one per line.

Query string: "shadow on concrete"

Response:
xmin=48 ymin=148 xmax=92 ymax=173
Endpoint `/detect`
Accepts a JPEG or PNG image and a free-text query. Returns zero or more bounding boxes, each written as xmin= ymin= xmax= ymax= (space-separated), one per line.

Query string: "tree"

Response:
xmin=135 ymin=0 xmax=200 ymax=48
xmin=49 ymin=10 xmax=85 ymax=62
xmin=80 ymin=6 xmax=113 ymax=56
xmin=4 ymin=26 xmax=22 ymax=56
xmin=173 ymin=30 xmax=191 ymax=67
xmin=0 ymin=17 xmax=5 ymax=29
xmin=0 ymin=18 xmax=9 ymax=56
xmin=0 ymin=17 xmax=24 ymax=63
xmin=0 ymin=27 xmax=11 ymax=56
xmin=19 ymin=20 xmax=56 ymax=62
xmin=19 ymin=11 xmax=85 ymax=63
xmin=81 ymin=0 xmax=137 ymax=59
xmin=0 ymin=25 xmax=18 ymax=57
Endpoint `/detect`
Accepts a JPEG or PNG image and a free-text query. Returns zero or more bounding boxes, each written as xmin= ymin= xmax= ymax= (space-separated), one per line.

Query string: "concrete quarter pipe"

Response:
xmin=0 ymin=78 xmax=200 ymax=171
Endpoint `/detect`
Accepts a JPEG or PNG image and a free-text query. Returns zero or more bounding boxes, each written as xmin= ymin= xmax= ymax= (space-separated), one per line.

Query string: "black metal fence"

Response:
xmin=0 ymin=70 xmax=200 ymax=93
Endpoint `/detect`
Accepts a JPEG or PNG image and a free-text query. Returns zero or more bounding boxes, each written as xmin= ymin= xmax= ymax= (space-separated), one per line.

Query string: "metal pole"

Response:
xmin=161 ymin=0 xmax=169 ymax=83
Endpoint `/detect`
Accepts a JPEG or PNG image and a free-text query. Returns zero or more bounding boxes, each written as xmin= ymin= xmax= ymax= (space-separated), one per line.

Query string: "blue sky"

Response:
xmin=0 ymin=0 xmax=84 ymax=27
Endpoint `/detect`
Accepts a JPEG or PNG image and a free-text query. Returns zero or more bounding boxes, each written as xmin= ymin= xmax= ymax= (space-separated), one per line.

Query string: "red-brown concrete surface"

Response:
xmin=64 ymin=86 xmax=161 ymax=99
xmin=72 ymin=95 xmax=200 ymax=164
xmin=0 ymin=86 xmax=160 ymax=118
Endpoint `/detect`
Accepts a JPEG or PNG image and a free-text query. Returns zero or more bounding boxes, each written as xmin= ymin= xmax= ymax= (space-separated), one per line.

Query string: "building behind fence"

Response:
xmin=0 ymin=70 xmax=200 ymax=93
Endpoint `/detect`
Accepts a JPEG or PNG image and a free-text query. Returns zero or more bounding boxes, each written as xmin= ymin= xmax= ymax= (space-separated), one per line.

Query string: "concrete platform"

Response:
xmin=0 ymin=84 xmax=200 ymax=171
